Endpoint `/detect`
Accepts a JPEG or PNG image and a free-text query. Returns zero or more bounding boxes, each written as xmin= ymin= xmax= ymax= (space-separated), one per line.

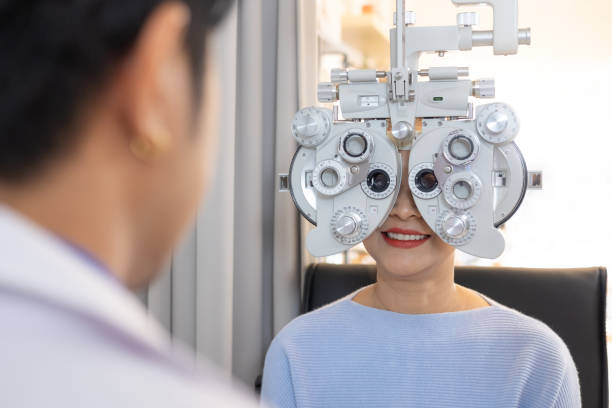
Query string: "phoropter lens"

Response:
xmin=452 ymin=180 xmax=472 ymax=200
xmin=343 ymin=133 xmax=368 ymax=158
xmin=320 ymin=168 xmax=339 ymax=187
xmin=415 ymin=169 xmax=438 ymax=193
xmin=367 ymin=169 xmax=390 ymax=193
xmin=448 ymin=135 xmax=474 ymax=161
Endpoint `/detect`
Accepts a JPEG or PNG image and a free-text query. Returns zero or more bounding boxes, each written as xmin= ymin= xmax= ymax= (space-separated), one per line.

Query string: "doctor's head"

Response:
xmin=0 ymin=0 xmax=233 ymax=288
xmin=363 ymin=150 xmax=456 ymax=281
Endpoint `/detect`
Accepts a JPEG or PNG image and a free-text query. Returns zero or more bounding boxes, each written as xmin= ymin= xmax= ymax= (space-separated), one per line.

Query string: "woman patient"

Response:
xmin=261 ymin=150 xmax=580 ymax=407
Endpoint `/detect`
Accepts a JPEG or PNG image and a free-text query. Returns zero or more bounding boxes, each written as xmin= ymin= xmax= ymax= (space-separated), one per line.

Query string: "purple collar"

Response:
xmin=60 ymin=239 xmax=118 ymax=283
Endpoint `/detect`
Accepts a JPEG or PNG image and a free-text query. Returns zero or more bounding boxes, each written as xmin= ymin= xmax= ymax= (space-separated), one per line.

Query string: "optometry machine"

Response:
xmin=281 ymin=0 xmax=540 ymax=259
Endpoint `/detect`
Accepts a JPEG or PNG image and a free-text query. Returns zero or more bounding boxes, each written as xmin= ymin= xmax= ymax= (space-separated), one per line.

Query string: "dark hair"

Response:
xmin=0 ymin=0 xmax=233 ymax=181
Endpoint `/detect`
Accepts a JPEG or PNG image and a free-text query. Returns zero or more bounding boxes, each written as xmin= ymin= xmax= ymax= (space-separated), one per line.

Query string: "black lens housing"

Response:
xmin=367 ymin=169 xmax=391 ymax=193
xmin=415 ymin=169 xmax=438 ymax=193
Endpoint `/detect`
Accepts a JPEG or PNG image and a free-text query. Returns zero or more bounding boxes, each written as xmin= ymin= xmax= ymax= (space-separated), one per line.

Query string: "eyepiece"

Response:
xmin=367 ymin=169 xmax=391 ymax=193
xmin=361 ymin=163 xmax=397 ymax=200
xmin=415 ymin=169 xmax=438 ymax=193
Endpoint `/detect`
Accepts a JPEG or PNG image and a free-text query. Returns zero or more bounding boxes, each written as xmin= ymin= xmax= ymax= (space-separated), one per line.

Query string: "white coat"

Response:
xmin=0 ymin=207 xmax=257 ymax=407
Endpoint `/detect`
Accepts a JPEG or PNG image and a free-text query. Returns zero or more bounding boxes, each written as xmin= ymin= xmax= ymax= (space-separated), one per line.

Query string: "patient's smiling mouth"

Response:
xmin=382 ymin=228 xmax=431 ymax=249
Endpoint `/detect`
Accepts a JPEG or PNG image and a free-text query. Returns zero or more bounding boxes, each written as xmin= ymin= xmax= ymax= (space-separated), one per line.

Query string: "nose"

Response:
xmin=389 ymin=179 xmax=422 ymax=221
xmin=389 ymin=152 xmax=422 ymax=221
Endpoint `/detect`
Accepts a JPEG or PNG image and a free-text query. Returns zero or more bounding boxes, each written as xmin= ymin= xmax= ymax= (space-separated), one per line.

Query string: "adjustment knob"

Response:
xmin=317 ymin=82 xmax=338 ymax=103
xmin=334 ymin=215 xmax=357 ymax=236
xmin=391 ymin=121 xmax=413 ymax=141
xmin=436 ymin=210 xmax=476 ymax=246
xmin=457 ymin=12 xmax=479 ymax=27
xmin=485 ymin=111 xmax=509 ymax=134
xmin=476 ymin=103 xmax=519 ymax=144
xmin=331 ymin=207 xmax=369 ymax=245
xmin=331 ymin=68 xmax=349 ymax=84
xmin=443 ymin=215 xmax=467 ymax=238
xmin=472 ymin=79 xmax=495 ymax=98
xmin=291 ymin=107 xmax=332 ymax=147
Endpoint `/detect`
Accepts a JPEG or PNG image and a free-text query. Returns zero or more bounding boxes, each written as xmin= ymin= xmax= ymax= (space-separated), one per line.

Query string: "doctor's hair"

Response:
xmin=0 ymin=0 xmax=233 ymax=181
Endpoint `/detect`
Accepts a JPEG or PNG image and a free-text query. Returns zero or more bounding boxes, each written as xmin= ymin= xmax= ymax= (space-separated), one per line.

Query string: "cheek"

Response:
xmin=430 ymin=234 xmax=455 ymax=255
xmin=362 ymin=233 xmax=382 ymax=261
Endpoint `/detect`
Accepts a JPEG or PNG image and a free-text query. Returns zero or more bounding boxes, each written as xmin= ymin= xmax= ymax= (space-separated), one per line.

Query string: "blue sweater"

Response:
xmin=261 ymin=290 xmax=580 ymax=408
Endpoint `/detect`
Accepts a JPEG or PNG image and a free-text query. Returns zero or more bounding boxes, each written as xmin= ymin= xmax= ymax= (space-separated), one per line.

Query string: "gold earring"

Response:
xmin=129 ymin=137 xmax=155 ymax=161
xmin=129 ymin=125 xmax=171 ymax=161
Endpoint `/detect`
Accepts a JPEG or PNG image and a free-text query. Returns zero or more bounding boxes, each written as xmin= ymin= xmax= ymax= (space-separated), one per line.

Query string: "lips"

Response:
xmin=381 ymin=228 xmax=431 ymax=249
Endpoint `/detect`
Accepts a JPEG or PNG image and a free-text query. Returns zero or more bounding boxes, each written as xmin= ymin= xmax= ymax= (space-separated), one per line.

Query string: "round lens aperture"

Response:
xmin=367 ymin=169 xmax=390 ymax=193
xmin=448 ymin=135 xmax=474 ymax=161
xmin=442 ymin=131 xmax=479 ymax=166
xmin=343 ymin=133 xmax=368 ymax=157
xmin=452 ymin=180 xmax=472 ymax=200
xmin=321 ymin=168 xmax=339 ymax=187
xmin=415 ymin=169 xmax=438 ymax=193
xmin=361 ymin=162 xmax=397 ymax=200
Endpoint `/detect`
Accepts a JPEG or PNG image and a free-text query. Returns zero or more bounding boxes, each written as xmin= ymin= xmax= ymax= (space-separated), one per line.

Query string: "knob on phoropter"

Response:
xmin=331 ymin=207 xmax=368 ymax=245
xmin=291 ymin=107 xmax=332 ymax=147
xmin=391 ymin=121 xmax=413 ymax=141
xmin=476 ymin=103 xmax=519 ymax=144
xmin=317 ymin=82 xmax=338 ymax=103
xmin=436 ymin=210 xmax=476 ymax=246
xmin=457 ymin=12 xmax=479 ymax=27
xmin=331 ymin=68 xmax=349 ymax=84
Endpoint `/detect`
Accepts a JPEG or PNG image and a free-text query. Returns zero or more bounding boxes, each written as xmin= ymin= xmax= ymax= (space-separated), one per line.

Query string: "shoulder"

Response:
xmin=270 ymin=293 xmax=357 ymax=350
xmin=482 ymin=299 xmax=581 ymax=405
xmin=483 ymin=299 xmax=575 ymax=368
xmin=0 ymin=293 xmax=257 ymax=407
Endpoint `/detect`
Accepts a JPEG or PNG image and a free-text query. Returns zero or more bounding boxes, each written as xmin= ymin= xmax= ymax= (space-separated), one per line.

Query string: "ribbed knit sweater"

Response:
xmin=261 ymin=289 xmax=581 ymax=408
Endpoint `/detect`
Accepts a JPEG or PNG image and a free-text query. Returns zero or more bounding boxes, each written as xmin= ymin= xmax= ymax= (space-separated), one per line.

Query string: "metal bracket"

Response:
xmin=278 ymin=174 xmax=289 ymax=192
xmin=527 ymin=171 xmax=543 ymax=189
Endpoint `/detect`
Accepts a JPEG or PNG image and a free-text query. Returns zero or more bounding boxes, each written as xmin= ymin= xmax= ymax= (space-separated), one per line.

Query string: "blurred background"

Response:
xmin=138 ymin=0 xmax=612 ymax=397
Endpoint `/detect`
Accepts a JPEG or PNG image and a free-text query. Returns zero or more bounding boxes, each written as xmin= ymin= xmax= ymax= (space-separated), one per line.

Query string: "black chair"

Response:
xmin=303 ymin=263 xmax=608 ymax=408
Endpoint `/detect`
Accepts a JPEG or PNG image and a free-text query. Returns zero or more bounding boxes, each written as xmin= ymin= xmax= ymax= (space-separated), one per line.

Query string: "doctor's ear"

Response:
xmin=114 ymin=1 xmax=192 ymax=161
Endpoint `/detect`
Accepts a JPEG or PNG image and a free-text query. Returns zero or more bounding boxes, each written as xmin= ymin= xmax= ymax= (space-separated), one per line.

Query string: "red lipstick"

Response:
xmin=382 ymin=228 xmax=430 ymax=249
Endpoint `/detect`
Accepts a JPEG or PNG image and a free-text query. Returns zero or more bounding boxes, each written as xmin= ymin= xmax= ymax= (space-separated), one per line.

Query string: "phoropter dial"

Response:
xmin=442 ymin=130 xmax=480 ymax=165
xmin=312 ymin=160 xmax=348 ymax=196
xmin=338 ymin=130 xmax=373 ymax=164
xmin=361 ymin=162 xmax=397 ymax=200
xmin=291 ymin=107 xmax=332 ymax=147
xmin=476 ymin=103 xmax=519 ymax=145
xmin=435 ymin=210 xmax=476 ymax=246
xmin=443 ymin=172 xmax=482 ymax=209
xmin=331 ymin=207 xmax=369 ymax=245
xmin=409 ymin=162 xmax=441 ymax=200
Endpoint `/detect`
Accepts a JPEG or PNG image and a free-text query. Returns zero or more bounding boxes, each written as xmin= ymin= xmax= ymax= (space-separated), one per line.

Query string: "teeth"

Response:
xmin=386 ymin=232 xmax=428 ymax=241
